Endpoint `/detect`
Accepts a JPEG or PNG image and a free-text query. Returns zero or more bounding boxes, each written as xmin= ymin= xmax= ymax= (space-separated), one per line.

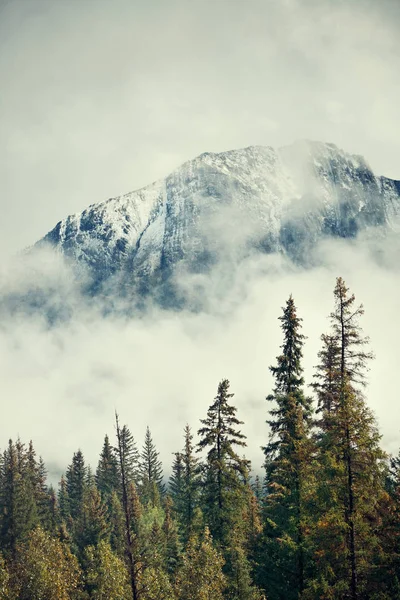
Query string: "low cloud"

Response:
xmin=0 ymin=232 xmax=399 ymax=484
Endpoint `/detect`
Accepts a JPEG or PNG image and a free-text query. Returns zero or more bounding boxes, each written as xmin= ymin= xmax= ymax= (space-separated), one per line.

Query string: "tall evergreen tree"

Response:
xmin=175 ymin=527 xmax=226 ymax=600
xmin=163 ymin=495 xmax=182 ymax=578
xmin=58 ymin=475 xmax=70 ymax=525
xmin=13 ymin=526 xmax=82 ymax=600
xmin=0 ymin=439 xmax=39 ymax=553
xmin=75 ymin=485 xmax=110 ymax=556
xmin=169 ymin=452 xmax=184 ymax=516
xmin=307 ymin=278 xmax=387 ymax=600
xmin=139 ymin=427 xmax=165 ymax=506
xmin=65 ymin=450 xmax=87 ymax=522
xmin=170 ymin=425 xmax=201 ymax=543
xmin=108 ymin=490 xmax=126 ymax=558
xmin=198 ymin=379 xmax=249 ymax=546
xmin=85 ymin=540 xmax=130 ymax=600
xmin=261 ymin=295 xmax=313 ymax=600
xmin=115 ymin=413 xmax=140 ymax=600
xmin=115 ymin=426 xmax=140 ymax=488
xmin=95 ymin=434 xmax=120 ymax=501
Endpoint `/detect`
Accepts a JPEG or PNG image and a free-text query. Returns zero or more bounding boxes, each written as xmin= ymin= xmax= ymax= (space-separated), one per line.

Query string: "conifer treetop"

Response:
xmin=270 ymin=295 xmax=305 ymax=395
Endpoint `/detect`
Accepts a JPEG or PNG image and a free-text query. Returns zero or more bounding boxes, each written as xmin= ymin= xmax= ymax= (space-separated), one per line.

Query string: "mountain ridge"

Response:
xmin=31 ymin=140 xmax=400 ymax=308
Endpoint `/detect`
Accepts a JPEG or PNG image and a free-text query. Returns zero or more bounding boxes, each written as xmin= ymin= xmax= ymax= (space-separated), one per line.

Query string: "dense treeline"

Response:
xmin=0 ymin=277 xmax=399 ymax=599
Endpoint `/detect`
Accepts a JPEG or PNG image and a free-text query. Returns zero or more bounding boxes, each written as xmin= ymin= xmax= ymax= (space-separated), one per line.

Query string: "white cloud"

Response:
xmin=0 ymin=234 xmax=399 ymax=483
xmin=0 ymin=0 xmax=399 ymax=256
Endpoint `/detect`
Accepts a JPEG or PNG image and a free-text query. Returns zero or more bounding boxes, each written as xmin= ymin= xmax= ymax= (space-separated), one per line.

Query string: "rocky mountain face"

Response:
xmin=35 ymin=140 xmax=400 ymax=308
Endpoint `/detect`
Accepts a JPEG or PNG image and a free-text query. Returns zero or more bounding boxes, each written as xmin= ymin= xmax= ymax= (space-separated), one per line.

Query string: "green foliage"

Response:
xmin=162 ymin=496 xmax=182 ymax=576
xmin=139 ymin=427 xmax=166 ymax=507
xmin=85 ymin=540 xmax=130 ymax=600
xmin=0 ymin=553 xmax=11 ymax=600
xmin=0 ymin=439 xmax=47 ymax=553
xmin=13 ymin=526 xmax=82 ymax=600
xmin=261 ymin=295 xmax=313 ymax=600
xmin=75 ymin=486 xmax=110 ymax=556
xmin=0 ymin=279 xmax=398 ymax=600
xmin=108 ymin=490 xmax=126 ymax=557
xmin=306 ymin=278 xmax=387 ymax=599
xmin=95 ymin=435 xmax=120 ymax=501
xmin=169 ymin=425 xmax=201 ymax=543
xmin=115 ymin=425 xmax=140 ymax=488
xmin=198 ymin=379 xmax=250 ymax=545
xmin=66 ymin=450 xmax=87 ymax=521
xmin=175 ymin=528 xmax=226 ymax=600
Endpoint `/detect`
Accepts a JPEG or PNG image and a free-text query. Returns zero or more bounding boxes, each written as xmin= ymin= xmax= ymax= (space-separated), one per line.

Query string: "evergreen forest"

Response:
xmin=1 ymin=277 xmax=399 ymax=600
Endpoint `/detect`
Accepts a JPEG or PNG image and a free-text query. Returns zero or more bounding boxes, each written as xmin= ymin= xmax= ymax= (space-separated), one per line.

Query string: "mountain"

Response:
xmin=32 ymin=140 xmax=400 ymax=309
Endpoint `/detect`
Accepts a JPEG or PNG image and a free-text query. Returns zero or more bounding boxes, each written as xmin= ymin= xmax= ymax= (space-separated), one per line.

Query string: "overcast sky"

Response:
xmin=1 ymin=0 xmax=399 ymax=257
xmin=0 ymin=0 xmax=400 ymax=477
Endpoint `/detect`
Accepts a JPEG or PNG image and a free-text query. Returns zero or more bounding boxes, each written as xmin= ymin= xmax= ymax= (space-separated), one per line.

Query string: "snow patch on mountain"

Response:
xmin=35 ymin=141 xmax=400 ymax=306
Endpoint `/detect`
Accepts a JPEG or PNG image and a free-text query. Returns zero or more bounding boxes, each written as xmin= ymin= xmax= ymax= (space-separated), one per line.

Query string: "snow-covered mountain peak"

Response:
xmin=35 ymin=141 xmax=400 ymax=306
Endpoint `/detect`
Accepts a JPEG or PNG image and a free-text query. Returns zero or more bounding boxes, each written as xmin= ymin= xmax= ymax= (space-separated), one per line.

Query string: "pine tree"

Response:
xmin=13 ymin=526 xmax=82 ymax=600
xmin=115 ymin=413 xmax=140 ymax=600
xmin=58 ymin=475 xmax=70 ymax=524
xmin=65 ymin=449 xmax=87 ymax=522
xmin=169 ymin=452 xmax=184 ymax=517
xmin=45 ymin=485 xmax=59 ymax=535
xmin=108 ymin=490 xmax=126 ymax=558
xmin=251 ymin=475 xmax=263 ymax=504
xmin=175 ymin=527 xmax=226 ymax=600
xmin=225 ymin=528 xmax=266 ymax=600
xmin=85 ymin=540 xmax=130 ymax=600
xmin=75 ymin=485 xmax=110 ymax=556
xmin=116 ymin=425 xmax=140 ymax=488
xmin=378 ymin=451 xmax=400 ymax=597
xmin=170 ymin=425 xmax=201 ymax=543
xmin=163 ymin=495 xmax=182 ymax=577
xmin=0 ymin=439 xmax=39 ymax=553
xmin=197 ymin=379 xmax=249 ymax=546
xmin=306 ymin=278 xmax=387 ymax=600
xmin=96 ymin=434 xmax=120 ymax=500
xmin=139 ymin=427 xmax=166 ymax=506
xmin=261 ymin=295 xmax=313 ymax=600
xmin=197 ymin=379 xmax=261 ymax=599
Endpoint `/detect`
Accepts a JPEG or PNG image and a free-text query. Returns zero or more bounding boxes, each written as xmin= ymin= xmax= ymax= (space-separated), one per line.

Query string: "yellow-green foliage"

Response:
xmin=140 ymin=567 xmax=176 ymax=600
xmin=175 ymin=528 xmax=226 ymax=600
xmin=14 ymin=527 xmax=82 ymax=600
xmin=0 ymin=554 xmax=12 ymax=600
xmin=85 ymin=540 xmax=130 ymax=600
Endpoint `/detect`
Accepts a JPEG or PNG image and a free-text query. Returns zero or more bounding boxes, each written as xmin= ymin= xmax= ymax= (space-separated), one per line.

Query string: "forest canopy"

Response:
xmin=0 ymin=277 xmax=398 ymax=600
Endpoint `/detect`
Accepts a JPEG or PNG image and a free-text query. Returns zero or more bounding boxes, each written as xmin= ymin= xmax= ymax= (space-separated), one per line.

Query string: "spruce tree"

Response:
xmin=65 ymin=449 xmax=87 ymax=522
xmin=175 ymin=527 xmax=226 ymax=600
xmin=95 ymin=434 xmax=120 ymax=500
xmin=378 ymin=451 xmax=400 ymax=597
xmin=85 ymin=540 xmax=130 ymax=600
xmin=115 ymin=413 xmax=140 ymax=600
xmin=261 ymin=295 xmax=313 ymax=600
xmin=162 ymin=495 xmax=182 ymax=578
xmin=75 ymin=486 xmax=110 ymax=556
xmin=115 ymin=426 xmax=140 ymax=488
xmin=108 ymin=490 xmax=126 ymax=558
xmin=169 ymin=452 xmax=184 ymax=517
xmin=170 ymin=425 xmax=201 ymax=543
xmin=307 ymin=278 xmax=387 ymax=600
xmin=13 ymin=526 xmax=82 ymax=600
xmin=58 ymin=475 xmax=70 ymax=525
xmin=0 ymin=439 xmax=39 ymax=553
xmin=197 ymin=379 xmax=249 ymax=546
xmin=139 ymin=427 xmax=165 ymax=506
